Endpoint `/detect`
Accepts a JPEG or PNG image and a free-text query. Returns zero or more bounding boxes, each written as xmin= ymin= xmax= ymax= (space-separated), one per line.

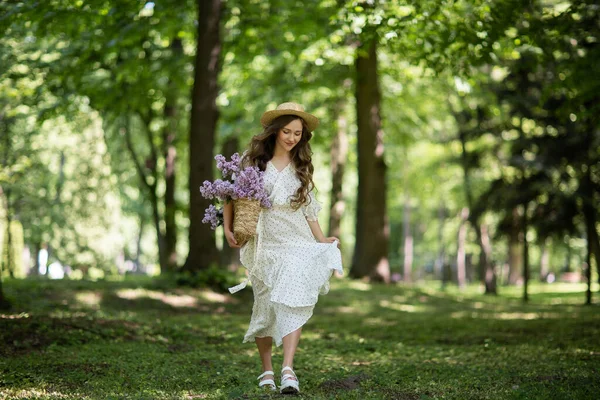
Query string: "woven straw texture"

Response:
xmin=233 ymin=198 xmax=261 ymax=246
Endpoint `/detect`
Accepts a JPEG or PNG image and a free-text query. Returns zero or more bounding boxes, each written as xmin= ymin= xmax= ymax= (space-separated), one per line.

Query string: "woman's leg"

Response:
xmin=281 ymin=327 xmax=302 ymax=379
xmin=256 ymin=336 xmax=274 ymax=382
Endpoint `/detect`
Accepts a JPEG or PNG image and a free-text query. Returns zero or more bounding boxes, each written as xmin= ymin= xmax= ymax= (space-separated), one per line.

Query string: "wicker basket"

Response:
xmin=233 ymin=198 xmax=261 ymax=246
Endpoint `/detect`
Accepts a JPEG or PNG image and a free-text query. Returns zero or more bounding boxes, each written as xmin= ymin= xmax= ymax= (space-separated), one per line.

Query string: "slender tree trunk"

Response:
xmin=349 ymin=38 xmax=390 ymax=283
xmin=4 ymin=189 xmax=14 ymax=279
xmin=479 ymin=223 xmax=497 ymax=294
xmin=436 ymin=200 xmax=445 ymax=282
xmin=0 ymin=186 xmax=10 ymax=309
xmin=522 ymin=202 xmax=529 ymax=303
xmin=508 ymin=207 xmax=521 ymax=285
xmin=123 ymin=114 xmax=168 ymax=273
xmin=149 ymin=187 xmax=167 ymax=272
xmin=31 ymin=241 xmax=41 ymax=276
xmin=328 ymin=99 xmax=348 ymax=240
xmin=594 ymin=233 xmax=600 ymax=287
xmin=402 ymin=161 xmax=412 ymax=283
xmin=162 ymin=39 xmax=182 ymax=273
xmin=0 ymin=255 xmax=8 ymax=309
xmin=134 ymin=214 xmax=144 ymax=272
xmin=0 ymin=122 xmax=10 ymax=305
xmin=586 ymin=210 xmax=600 ymax=286
xmin=0 ymin=267 xmax=7 ymax=309
xmin=581 ymin=168 xmax=597 ymax=305
xmin=183 ymin=0 xmax=222 ymax=272
xmin=540 ymin=237 xmax=550 ymax=282
xmin=585 ymin=240 xmax=592 ymax=305
xmin=458 ymin=129 xmax=497 ymax=294
xmin=457 ymin=207 xmax=468 ymax=289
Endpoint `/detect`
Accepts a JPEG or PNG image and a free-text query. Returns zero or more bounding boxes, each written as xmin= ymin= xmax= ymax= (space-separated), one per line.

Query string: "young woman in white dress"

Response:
xmin=223 ymin=102 xmax=343 ymax=394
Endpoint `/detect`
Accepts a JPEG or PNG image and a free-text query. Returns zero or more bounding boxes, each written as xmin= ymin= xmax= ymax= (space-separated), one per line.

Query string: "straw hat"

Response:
xmin=260 ymin=102 xmax=320 ymax=132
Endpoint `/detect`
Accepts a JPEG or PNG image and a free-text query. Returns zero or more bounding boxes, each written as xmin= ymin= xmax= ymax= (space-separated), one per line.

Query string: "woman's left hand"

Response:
xmin=321 ymin=236 xmax=341 ymax=249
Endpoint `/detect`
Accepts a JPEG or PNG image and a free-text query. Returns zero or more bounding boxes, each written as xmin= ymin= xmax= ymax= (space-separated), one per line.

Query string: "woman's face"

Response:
xmin=275 ymin=119 xmax=303 ymax=153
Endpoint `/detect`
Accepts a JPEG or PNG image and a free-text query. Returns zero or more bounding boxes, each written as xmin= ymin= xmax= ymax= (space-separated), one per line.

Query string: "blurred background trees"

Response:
xmin=0 ymin=0 xmax=598 ymax=306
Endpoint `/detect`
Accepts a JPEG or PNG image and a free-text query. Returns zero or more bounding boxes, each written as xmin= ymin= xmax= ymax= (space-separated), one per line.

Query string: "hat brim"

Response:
xmin=260 ymin=110 xmax=319 ymax=132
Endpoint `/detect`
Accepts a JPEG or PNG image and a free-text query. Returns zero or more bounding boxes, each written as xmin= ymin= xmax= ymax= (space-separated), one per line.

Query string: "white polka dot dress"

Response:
xmin=228 ymin=160 xmax=344 ymax=347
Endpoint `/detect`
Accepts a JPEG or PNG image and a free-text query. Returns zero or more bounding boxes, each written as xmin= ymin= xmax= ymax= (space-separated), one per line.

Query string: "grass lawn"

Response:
xmin=1 ymin=276 xmax=599 ymax=399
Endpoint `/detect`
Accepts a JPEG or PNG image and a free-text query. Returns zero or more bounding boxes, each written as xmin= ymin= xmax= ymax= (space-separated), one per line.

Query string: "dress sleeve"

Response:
xmin=303 ymin=191 xmax=322 ymax=221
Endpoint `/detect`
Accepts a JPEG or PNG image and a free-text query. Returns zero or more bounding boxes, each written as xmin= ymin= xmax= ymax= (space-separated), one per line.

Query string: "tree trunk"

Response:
xmin=585 ymin=238 xmax=592 ymax=305
xmin=134 ymin=214 xmax=144 ymax=272
xmin=122 ymin=113 xmax=168 ymax=274
xmin=183 ymin=0 xmax=222 ymax=272
xmin=0 ymin=261 xmax=8 ymax=309
xmin=585 ymin=207 xmax=600 ymax=286
xmin=436 ymin=200 xmax=445 ymax=283
xmin=540 ymin=237 xmax=550 ymax=282
xmin=522 ymin=202 xmax=529 ymax=303
xmin=162 ymin=38 xmax=182 ymax=273
xmin=0 ymin=270 xmax=7 ymax=309
xmin=31 ymin=241 xmax=41 ymax=276
xmin=349 ymin=38 xmax=390 ymax=283
xmin=4 ymin=189 xmax=14 ymax=279
xmin=328 ymin=99 xmax=348 ymax=240
xmin=457 ymin=207 xmax=468 ymax=289
xmin=581 ymin=168 xmax=597 ymax=305
xmin=220 ymin=136 xmax=240 ymax=269
xmin=479 ymin=223 xmax=497 ymax=294
xmin=593 ymin=230 xmax=600 ymax=287
xmin=458 ymin=130 xmax=497 ymax=294
xmin=149 ymin=187 xmax=167 ymax=272
xmin=0 ymin=186 xmax=10 ymax=310
xmin=402 ymin=160 xmax=412 ymax=283
xmin=508 ymin=207 xmax=521 ymax=285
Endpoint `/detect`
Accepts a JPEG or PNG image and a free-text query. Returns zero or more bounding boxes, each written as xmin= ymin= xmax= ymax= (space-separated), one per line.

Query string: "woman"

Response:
xmin=223 ymin=102 xmax=343 ymax=394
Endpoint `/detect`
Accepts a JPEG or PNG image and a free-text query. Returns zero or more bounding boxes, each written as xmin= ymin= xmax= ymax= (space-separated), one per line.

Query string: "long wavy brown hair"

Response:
xmin=242 ymin=115 xmax=316 ymax=209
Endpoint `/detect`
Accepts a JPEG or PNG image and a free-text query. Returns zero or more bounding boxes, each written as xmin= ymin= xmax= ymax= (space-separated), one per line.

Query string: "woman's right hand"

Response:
xmin=225 ymin=229 xmax=241 ymax=248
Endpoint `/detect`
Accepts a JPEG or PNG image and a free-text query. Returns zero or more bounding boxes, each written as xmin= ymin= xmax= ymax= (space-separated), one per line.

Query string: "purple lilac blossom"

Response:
xmin=200 ymin=153 xmax=271 ymax=228
xmin=202 ymin=204 xmax=223 ymax=230
xmin=199 ymin=179 xmax=234 ymax=201
xmin=215 ymin=152 xmax=241 ymax=179
xmin=231 ymin=165 xmax=271 ymax=207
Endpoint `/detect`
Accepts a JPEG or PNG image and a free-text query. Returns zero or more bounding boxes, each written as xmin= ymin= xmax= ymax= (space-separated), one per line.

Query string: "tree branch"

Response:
xmin=123 ymin=114 xmax=152 ymax=193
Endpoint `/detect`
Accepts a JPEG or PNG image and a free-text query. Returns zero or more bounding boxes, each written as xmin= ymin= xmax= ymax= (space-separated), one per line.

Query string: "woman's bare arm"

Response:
xmin=307 ymin=219 xmax=340 ymax=248
xmin=223 ymin=201 xmax=240 ymax=248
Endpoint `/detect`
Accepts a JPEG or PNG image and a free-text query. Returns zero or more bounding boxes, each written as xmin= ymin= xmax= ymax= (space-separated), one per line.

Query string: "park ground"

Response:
xmin=1 ymin=276 xmax=599 ymax=400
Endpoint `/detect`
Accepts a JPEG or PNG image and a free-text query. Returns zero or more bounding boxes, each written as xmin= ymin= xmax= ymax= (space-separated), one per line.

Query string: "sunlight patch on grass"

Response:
xmin=332 ymin=305 xmax=367 ymax=314
xmin=346 ymin=280 xmax=372 ymax=291
xmin=198 ymin=290 xmax=232 ymax=304
xmin=528 ymin=282 xmax=592 ymax=294
xmin=242 ymin=348 xmax=256 ymax=357
xmin=0 ymin=388 xmax=86 ymax=399
xmin=450 ymin=311 xmax=565 ymax=320
xmin=75 ymin=291 xmax=102 ymax=308
xmin=363 ymin=317 xmax=397 ymax=327
xmin=116 ymin=288 xmax=198 ymax=308
xmin=379 ymin=300 xmax=428 ymax=313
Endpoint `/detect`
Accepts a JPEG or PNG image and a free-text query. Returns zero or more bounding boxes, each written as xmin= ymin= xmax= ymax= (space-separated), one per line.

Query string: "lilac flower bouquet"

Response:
xmin=200 ymin=153 xmax=271 ymax=238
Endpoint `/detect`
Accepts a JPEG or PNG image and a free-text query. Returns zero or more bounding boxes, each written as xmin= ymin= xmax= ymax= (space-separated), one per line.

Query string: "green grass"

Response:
xmin=1 ymin=276 xmax=599 ymax=399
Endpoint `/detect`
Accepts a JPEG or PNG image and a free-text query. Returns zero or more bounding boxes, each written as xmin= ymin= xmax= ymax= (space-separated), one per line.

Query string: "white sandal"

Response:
xmin=280 ymin=366 xmax=300 ymax=394
xmin=257 ymin=370 xmax=276 ymax=391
